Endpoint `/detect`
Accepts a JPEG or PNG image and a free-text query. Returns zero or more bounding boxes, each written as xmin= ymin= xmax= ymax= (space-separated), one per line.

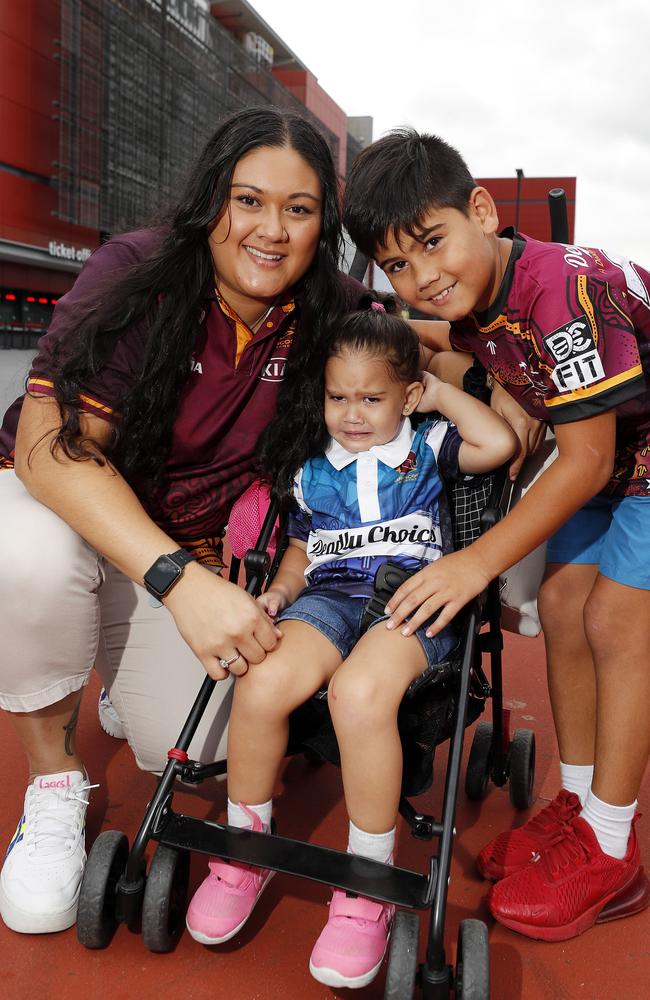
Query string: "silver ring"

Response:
xmin=218 ymin=652 xmax=240 ymax=671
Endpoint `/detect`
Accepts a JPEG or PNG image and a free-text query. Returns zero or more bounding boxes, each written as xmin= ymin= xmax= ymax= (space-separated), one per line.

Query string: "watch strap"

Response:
xmin=167 ymin=548 xmax=194 ymax=570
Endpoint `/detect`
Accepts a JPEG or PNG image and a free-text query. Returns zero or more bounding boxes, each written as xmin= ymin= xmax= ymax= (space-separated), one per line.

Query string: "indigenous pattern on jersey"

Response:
xmin=449 ymin=230 xmax=650 ymax=497
xmin=288 ymin=418 xmax=464 ymax=598
xmin=0 ymin=231 xmax=366 ymax=544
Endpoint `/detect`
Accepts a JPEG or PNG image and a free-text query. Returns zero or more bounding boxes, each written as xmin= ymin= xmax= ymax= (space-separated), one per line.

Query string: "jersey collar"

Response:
xmin=325 ymin=418 xmax=415 ymax=471
xmin=472 ymin=228 xmax=527 ymax=327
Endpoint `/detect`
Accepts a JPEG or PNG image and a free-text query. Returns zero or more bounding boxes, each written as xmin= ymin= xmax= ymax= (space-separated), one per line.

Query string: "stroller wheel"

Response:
xmin=384 ymin=910 xmax=420 ymax=999
xmin=465 ymin=722 xmax=493 ymax=801
xmin=454 ymin=919 xmax=489 ymax=999
xmin=77 ymin=830 xmax=129 ymax=949
xmin=142 ymin=843 xmax=190 ymax=953
xmin=508 ymin=728 xmax=536 ymax=811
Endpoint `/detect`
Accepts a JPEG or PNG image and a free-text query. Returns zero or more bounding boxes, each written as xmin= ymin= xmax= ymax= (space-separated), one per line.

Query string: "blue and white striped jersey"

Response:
xmin=288 ymin=417 xmax=464 ymax=597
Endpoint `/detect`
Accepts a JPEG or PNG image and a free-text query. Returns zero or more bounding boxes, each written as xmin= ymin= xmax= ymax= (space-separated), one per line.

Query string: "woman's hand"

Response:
xmin=256 ymin=589 xmax=288 ymax=619
xmin=491 ymin=381 xmax=546 ymax=479
xmin=164 ymin=562 xmax=282 ymax=680
xmin=385 ymin=548 xmax=491 ymax=638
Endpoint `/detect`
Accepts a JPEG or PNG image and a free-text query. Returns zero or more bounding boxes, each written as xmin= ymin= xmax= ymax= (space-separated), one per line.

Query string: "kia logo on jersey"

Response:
xmin=260 ymin=357 xmax=286 ymax=382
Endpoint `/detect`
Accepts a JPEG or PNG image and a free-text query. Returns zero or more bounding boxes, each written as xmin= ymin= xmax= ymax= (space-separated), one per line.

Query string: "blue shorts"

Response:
xmin=276 ymin=589 xmax=457 ymax=669
xmin=546 ymin=494 xmax=650 ymax=590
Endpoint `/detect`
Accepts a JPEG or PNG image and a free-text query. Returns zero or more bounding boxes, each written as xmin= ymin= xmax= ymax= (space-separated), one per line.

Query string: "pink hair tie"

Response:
xmin=370 ymin=300 xmax=386 ymax=312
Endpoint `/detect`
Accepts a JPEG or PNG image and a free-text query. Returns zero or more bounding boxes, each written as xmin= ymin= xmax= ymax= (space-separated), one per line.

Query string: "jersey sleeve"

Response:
xmin=424 ymin=419 xmax=466 ymax=481
xmin=27 ymin=236 xmax=152 ymax=422
xmin=518 ymin=261 xmax=645 ymax=423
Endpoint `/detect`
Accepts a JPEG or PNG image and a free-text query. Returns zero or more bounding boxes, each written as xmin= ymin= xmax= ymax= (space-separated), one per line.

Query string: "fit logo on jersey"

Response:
xmin=543 ymin=316 xmax=605 ymax=392
xmin=260 ymin=357 xmax=286 ymax=382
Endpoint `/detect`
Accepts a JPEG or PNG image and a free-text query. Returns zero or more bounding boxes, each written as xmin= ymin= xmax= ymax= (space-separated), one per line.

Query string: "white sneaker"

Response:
xmin=0 ymin=770 xmax=96 ymax=933
xmin=98 ymin=688 xmax=126 ymax=740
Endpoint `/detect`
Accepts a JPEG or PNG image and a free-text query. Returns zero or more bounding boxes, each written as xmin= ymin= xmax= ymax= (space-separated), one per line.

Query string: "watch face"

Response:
xmin=144 ymin=554 xmax=182 ymax=599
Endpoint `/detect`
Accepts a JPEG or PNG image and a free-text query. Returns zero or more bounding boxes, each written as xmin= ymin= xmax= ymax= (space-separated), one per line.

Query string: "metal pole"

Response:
xmin=515 ymin=168 xmax=524 ymax=233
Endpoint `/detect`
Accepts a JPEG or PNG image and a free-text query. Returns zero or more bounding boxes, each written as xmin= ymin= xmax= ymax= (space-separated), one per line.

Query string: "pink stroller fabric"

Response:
xmin=227 ymin=480 xmax=278 ymax=560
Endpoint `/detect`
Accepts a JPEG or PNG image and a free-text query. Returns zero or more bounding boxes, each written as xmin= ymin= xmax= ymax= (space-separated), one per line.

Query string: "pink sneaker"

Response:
xmin=185 ymin=807 xmax=274 ymax=945
xmin=309 ymin=889 xmax=394 ymax=989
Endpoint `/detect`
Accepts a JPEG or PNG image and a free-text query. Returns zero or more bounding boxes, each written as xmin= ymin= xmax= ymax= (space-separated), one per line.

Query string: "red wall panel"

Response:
xmin=0 ymin=261 xmax=75 ymax=296
xmin=477 ymin=177 xmax=576 ymax=243
xmin=0 ymin=1 xmax=60 ymax=176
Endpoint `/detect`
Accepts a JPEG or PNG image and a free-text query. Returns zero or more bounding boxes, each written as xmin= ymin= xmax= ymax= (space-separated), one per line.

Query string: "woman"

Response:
xmin=0 ymin=107 xmax=362 ymax=935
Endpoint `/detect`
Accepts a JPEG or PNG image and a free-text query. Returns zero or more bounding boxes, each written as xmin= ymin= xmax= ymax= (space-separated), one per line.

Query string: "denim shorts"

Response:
xmin=546 ymin=494 xmax=650 ymax=590
xmin=276 ymin=589 xmax=458 ymax=669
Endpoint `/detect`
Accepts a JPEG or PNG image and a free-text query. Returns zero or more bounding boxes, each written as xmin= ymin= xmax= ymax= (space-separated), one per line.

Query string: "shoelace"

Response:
xmin=524 ymin=793 xmax=579 ymax=841
xmin=26 ymin=781 xmax=99 ymax=858
xmin=540 ymin=821 xmax=589 ymax=878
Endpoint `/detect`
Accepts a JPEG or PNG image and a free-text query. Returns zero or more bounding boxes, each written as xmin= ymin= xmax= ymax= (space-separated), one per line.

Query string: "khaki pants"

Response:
xmin=0 ymin=471 xmax=233 ymax=772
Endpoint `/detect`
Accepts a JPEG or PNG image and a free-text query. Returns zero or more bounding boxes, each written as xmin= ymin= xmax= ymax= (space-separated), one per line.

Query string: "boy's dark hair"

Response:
xmin=343 ymin=129 xmax=476 ymax=258
xmin=258 ymin=294 xmax=420 ymax=502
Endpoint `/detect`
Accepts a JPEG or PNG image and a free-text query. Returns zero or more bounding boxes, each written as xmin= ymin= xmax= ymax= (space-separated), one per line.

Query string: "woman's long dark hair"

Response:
xmin=47 ymin=107 xmax=345 ymax=489
xmin=258 ymin=296 xmax=421 ymax=503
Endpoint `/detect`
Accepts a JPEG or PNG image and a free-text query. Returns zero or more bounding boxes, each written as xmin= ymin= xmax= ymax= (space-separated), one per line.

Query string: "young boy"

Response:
xmin=343 ymin=129 xmax=650 ymax=942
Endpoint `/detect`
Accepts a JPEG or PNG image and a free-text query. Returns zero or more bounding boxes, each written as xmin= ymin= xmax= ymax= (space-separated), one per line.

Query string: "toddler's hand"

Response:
xmin=416 ymin=370 xmax=443 ymax=412
xmin=257 ymin=590 xmax=287 ymax=619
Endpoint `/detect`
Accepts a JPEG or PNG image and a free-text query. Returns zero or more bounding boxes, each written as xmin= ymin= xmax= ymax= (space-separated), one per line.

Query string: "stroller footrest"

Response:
xmin=158 ymin=813 xmax=435 ymax=909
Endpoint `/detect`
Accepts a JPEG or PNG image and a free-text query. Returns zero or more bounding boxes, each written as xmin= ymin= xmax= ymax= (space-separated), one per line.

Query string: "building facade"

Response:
xmin=0 ymin=0 xmax=365 ymax=346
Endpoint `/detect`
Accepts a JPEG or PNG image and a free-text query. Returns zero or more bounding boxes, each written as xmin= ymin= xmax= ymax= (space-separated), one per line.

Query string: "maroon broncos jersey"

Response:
xmin=450 ymin=230 xmax=650 ymax=497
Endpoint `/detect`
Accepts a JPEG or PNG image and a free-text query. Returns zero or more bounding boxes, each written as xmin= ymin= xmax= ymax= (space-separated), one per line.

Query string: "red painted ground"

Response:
xmin=0 ymin=632 xmax=648 ymax=1000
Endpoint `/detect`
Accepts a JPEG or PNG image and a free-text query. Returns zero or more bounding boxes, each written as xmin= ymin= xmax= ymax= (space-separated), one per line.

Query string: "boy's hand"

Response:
xmin=416 ymin=370 xmax=443 ymax=412
xmin=257 ymin=589 xmax=288 ymax=619
xmin=491 ymin=382 xmax=545 ymax=479
xmin=384 ymin=549 xmax=491 ymax=637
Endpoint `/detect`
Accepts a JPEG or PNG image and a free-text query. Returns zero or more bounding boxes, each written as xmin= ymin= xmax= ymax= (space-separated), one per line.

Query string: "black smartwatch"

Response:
xmin=143 ymin=548 xmax=194 ymax=600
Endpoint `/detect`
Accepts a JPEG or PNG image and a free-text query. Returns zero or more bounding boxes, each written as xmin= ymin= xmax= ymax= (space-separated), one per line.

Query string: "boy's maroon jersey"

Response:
xmin=450 ymin=231 xmax=650 ymax=497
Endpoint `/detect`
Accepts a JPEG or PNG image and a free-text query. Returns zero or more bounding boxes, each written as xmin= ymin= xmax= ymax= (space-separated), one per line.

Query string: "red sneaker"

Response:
xmin=477 ymin=789 xmax=581 ymax=881
xmin=488 ymin=815 xmax=650 ymax=941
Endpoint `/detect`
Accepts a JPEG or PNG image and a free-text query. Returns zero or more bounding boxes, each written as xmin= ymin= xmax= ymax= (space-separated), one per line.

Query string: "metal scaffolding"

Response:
xmin=56 ymin=0 xmax=340 ymax=234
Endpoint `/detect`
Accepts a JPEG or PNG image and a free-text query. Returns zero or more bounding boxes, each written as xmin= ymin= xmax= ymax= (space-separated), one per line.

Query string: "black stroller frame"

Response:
xmin=77 ymin=469 xmax=537 ymax=1000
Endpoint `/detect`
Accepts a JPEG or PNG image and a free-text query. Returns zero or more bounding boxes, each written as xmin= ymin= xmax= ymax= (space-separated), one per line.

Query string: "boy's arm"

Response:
xmin=410 ymin=319 xmax=451 ymax=354
xmin=257 ymin=538 xmax=309 ymax=618
xmin=386 ymin=410 xmax=616 ymax=637
xmin=424 ymin=348 xmax=474 ymax=388
xmin=424 ymin=376 xmax=517 ymax=473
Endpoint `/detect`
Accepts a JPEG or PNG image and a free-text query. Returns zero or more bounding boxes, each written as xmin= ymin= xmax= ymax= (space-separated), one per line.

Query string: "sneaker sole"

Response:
xmin=492 ymin=866 xmax=650 ymax=942
xmin=98 ymin=702 xmax=126 ymax=741
xmin=185 ymin=869 xmax=275 ymax=945
xmin=309 ymin=926 xmax=391 ymax=990
xmin=309 ymin=951 xmax=386 ymax=990
xmin=0 ymin=880 xmax=79 ymax=934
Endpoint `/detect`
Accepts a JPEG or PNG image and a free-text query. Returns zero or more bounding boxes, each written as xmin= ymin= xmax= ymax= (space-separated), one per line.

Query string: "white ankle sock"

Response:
xmin=227 ymin=797 xmax=273 ymax=830
xmin=560 ymin=761 xmax=594 ymax=806
xmin=580 ymin=790 xmax=636 ymax=859
xmin=347 ymin=821 xmax=395 ymax=864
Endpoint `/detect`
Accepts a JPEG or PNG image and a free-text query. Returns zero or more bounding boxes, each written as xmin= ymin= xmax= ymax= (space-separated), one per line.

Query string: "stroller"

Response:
xmin=76 ymin=466 xmax=536 ymax=1000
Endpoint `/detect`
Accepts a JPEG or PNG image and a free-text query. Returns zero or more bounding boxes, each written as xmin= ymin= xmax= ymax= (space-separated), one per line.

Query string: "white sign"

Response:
xmin=48 ymin=241 xmax=91 ymax=263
